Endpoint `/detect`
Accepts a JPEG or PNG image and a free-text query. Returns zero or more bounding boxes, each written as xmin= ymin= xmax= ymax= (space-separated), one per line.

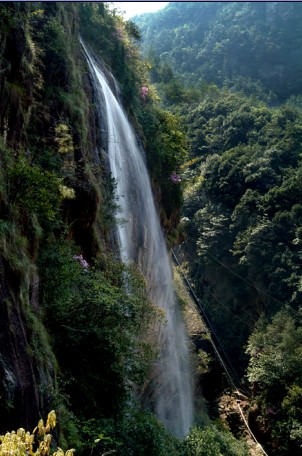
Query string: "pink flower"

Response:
xmin=170 ymin=172 xmax=182 ymax=184
xmin=266 ymin=406 xmax=278 ymax=416
xmin=73 ymin=254 xmax=89 ymax=269
xmin=141 ymin=86 xmax=149 ymax=99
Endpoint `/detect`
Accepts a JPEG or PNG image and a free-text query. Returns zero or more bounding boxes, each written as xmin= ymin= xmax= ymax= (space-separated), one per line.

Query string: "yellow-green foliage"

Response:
xmin=59 ymin=184 xmax=75 ymax=200
xmin=0 ymin=411 xmax=74 ymax=456
xmin=55 ymin=124 xmax=74 ymax=155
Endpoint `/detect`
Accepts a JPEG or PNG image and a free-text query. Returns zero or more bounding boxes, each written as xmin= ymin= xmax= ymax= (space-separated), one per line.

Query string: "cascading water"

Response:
xmin=82 ymin=41 xmax=193 ymax=438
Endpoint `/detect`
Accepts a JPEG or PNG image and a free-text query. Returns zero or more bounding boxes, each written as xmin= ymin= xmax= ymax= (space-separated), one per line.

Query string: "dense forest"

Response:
xmin=137 ymin=1 xmax=302 ymax=102
xmin=135 ymin=2 xmax=302 ymax=455
xmin=1 ymin=1 xmax=302 ymax=455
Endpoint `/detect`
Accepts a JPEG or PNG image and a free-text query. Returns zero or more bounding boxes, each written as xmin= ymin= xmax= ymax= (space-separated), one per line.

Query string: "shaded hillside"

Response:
xmin=136 ymin=1 xmax=302 ymax=102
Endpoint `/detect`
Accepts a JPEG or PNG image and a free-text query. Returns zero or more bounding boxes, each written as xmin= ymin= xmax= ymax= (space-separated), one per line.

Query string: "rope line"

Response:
xmin=236 ymin=402 xmax=270 ymax=456
xmin=205 ymin=250 xmax=285 ymax=308
xmin=172 ymin=249 xmax=269 ymax=456
xmin=172 ymin=249 xmax=245 ymax=389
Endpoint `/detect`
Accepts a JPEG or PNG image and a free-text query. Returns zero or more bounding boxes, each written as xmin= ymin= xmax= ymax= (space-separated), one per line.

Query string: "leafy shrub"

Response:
xmin=78 ymin=410 xmax=181 ymax=456
xmin=8 ymin=159 xmax=61 ymax=226
xmin=182 ymin=425 xmax=248 ymax=456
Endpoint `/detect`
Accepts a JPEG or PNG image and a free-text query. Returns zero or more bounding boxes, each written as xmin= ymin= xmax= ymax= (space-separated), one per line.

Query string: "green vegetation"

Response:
xmin=183 ymin=425 xmax=248 ymax=456
xmin=246 ymin=310 xmax=302 ymax=454
xmin=77 ymin=410 xmax=181 ymax=456
xmin=173 ymin=91 xmax=302 ymax=452
xmin=179 ymin=92 xmax=302 ymax=358
xmin=136 ymin=1 xmax=302 ymax=102
xmin=0 ymin=408 xmax=247 ymax=456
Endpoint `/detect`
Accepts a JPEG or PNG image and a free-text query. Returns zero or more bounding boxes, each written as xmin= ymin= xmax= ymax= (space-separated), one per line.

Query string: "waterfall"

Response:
xmin=82 ymin=41 xmax=193 ymax=438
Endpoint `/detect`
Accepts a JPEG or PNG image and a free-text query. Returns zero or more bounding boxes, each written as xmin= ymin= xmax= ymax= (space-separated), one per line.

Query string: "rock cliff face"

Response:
xmin=0 ymin=3 xmax=36 ymax=148
xmin=0 ymin=4 xmax=40 ymax=429
xmin=0 ymin=269 xmax=39 ymax=430
xmin=0 ymin=3 xmax=104 ymax=430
